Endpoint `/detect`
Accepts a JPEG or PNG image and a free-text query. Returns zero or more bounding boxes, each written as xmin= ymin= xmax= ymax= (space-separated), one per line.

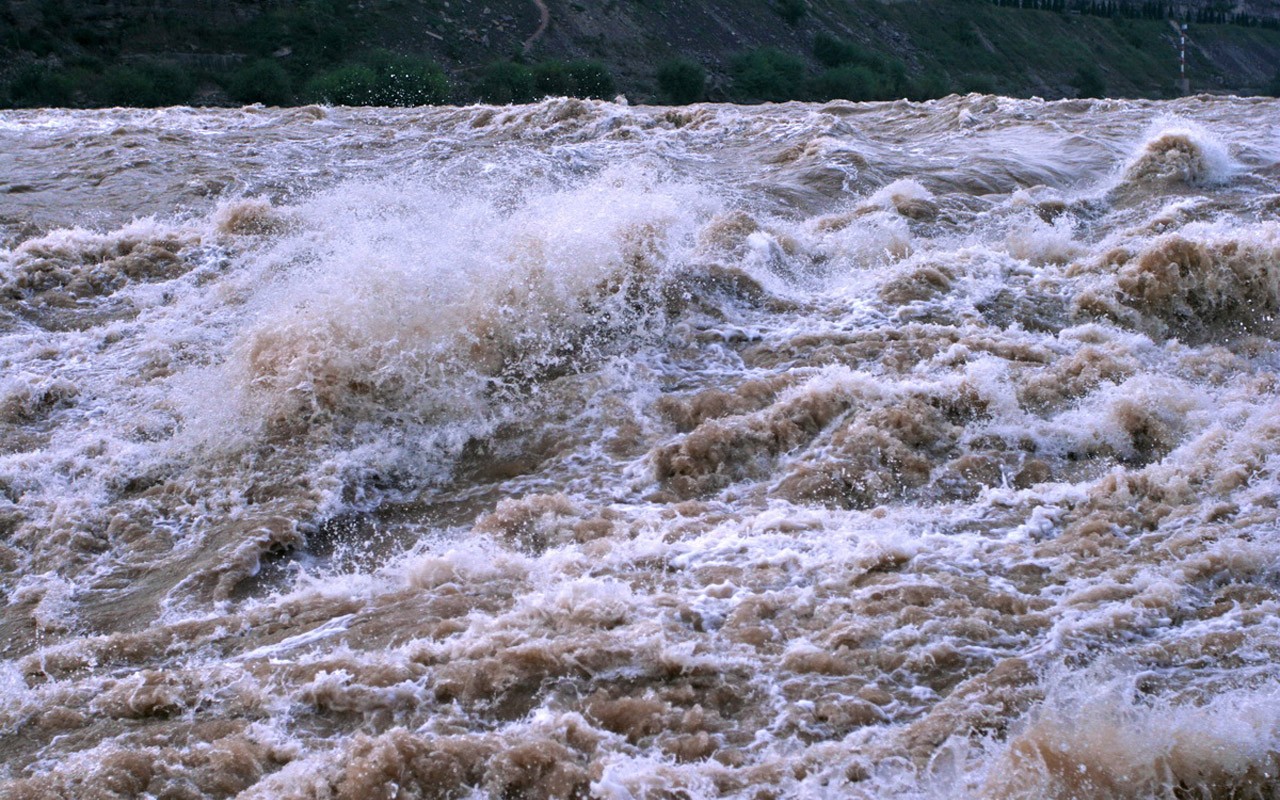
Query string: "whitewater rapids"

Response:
xmin=1 ymin=94 xmax=1280 ymax=799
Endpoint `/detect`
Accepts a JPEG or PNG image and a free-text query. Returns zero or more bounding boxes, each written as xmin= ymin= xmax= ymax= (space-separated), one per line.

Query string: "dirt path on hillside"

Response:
xmin=523 ymin=0 xmax=550 ymax=54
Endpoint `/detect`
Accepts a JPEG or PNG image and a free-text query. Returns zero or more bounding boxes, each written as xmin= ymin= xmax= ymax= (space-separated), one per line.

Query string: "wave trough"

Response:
xmin=1 ymin=94 xmax=1279 ymax=799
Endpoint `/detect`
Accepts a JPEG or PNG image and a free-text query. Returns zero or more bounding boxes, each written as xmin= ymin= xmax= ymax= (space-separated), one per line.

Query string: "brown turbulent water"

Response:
xmin=0 ymin=94 xmax=1279 ymax=799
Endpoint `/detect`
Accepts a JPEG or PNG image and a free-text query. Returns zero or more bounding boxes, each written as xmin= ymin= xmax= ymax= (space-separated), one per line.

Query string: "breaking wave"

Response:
xmin=1 ymin=94 xmax=1279 ymax=798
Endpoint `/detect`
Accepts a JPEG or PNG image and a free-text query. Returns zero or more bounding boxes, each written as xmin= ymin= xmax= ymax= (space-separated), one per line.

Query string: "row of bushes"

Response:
xmin=472 ymin=59 xmax=616 ymax=104
xmin=660 ymin=35 xmax=1013 ymax=104
xmin=0 ymin=52 xmax=606 ymax=108
xmin=730 ymin=36 xmax=952 ymax=103
xmin=303 ymin=51 xmax=449 ymax=106
xmin=3 ymin=60 xmax=196 ymax=107
xmin=0 ymin=40 xmax=1129 ymax=109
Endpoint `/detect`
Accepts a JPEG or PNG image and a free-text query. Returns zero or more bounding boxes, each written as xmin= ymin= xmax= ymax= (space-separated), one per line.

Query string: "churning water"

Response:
xmin=1 ymin=94 xmax=1279 ymax=798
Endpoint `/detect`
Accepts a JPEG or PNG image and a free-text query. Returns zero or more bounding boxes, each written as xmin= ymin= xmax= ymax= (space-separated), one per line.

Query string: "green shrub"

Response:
xmin=1071 ymin=65 xmax=1106 ymax=98
xmin=776 ymin=0 xmax=807 ymax=25
xmin=906 ymin=70 xmax=952 ymax=100
xmin=958 ymin=73 xmax=998 ymax=94
xmin=656 ymin=58 xmax=705 ymax=104
xmin=226 ymin=59 xmax=294 ymax=105
xmin=532 ymin=61 xmax=573 ymax=96
xmin=307 ymin=52 xmax=448 ymax=106
xmin=810 ymin=34 xmax=909 ymax=98
xmin=879 ymin=59 xmax=909 ymax=96
xmin=730 ymin=48 xmax=806 ymax=102
xmin=92 ymin=62 xmax=195 ymax=107
xmin=364 ymin=51 xmax=450 ymax=105
xmin=152 ymin=63 xmax=197 ymax=106
xmin=3 ymin=64 xmax=76 ymax=107
xmin=476 ymin=61 xmax=536 ymax=104
xmin=813 ymin=32 xmax=874 ymax=68
xmin=307 ymin=63 xmax=379 ymax=105
xmin=94 ymin=66 xmax=154 ymax=106
xmin=565 ymin=60 xmax=615 ymax=98
xmin=810 ymin=65 xmax=889 ymax=102
xmin=482 ymin=59 xmax=614 ymax=102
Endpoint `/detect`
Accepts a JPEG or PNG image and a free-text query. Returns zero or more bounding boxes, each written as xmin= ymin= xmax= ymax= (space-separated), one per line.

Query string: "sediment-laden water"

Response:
xmin=1 ymin=94 xmax=1279 ymax=798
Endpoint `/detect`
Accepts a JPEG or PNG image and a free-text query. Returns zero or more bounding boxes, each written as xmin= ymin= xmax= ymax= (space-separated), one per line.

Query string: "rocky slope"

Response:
xmin=2 ymin=0 xmax=1279 ymax=103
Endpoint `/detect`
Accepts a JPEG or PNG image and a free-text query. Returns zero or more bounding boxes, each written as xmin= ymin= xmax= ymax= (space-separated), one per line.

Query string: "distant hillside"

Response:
xmin=2 ymin=0 xmax=1279 ymax=107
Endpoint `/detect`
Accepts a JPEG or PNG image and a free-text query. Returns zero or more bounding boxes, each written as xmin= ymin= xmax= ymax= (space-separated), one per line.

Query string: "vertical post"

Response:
xmin=1179 ymin=24 xmax=1189 ymax=94
xmin=1169 ymin=19 xmax=1191 ymax=94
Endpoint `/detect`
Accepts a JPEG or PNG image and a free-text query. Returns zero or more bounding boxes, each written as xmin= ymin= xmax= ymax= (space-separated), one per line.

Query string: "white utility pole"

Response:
xmin=1168 ymin=19 xmax=1191 ymax=94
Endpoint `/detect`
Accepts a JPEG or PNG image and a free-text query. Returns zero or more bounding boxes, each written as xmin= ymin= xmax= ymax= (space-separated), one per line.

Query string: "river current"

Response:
xmin=1 ymin=94 xmax=1279 ymax=798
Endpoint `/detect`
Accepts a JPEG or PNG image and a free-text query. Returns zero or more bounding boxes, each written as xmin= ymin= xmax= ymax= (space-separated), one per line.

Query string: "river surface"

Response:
xmin=1 ymin=95 xmax=1279 ymax=798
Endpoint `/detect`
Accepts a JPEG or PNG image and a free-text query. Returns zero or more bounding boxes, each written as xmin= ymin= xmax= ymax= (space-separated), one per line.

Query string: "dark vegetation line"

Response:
xmin=1 ymin=0 xmax=1278 ymax=108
